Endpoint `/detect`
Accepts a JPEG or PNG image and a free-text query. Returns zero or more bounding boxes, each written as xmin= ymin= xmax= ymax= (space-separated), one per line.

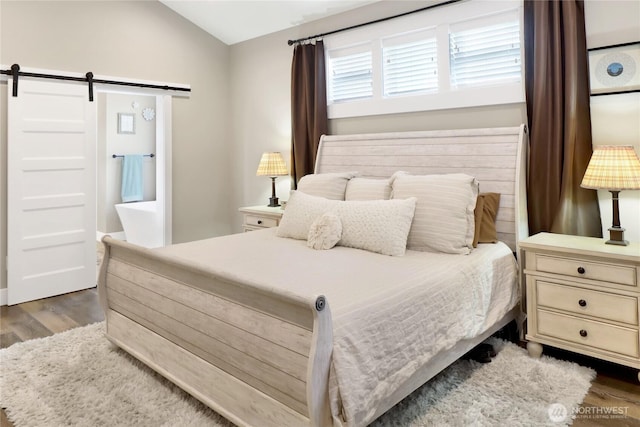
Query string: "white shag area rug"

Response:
xmin=1 ymin=322 xmax=595 ymax=427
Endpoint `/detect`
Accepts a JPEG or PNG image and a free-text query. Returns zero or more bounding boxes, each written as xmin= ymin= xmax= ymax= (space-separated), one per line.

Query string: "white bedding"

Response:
xmin=157 ymin=228 xmax=518 ymax=426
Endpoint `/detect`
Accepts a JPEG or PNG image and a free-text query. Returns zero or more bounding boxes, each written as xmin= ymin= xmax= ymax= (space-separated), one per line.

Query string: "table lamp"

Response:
xmin=256 ymin=152 xmax=288 ymax=207
xmin=581 ymin=145 xmax=640 ymax=245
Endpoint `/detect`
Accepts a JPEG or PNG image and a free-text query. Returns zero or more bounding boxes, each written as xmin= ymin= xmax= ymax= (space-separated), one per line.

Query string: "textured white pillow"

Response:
xmin=307 ymin=213 xmax=342 ymax=250
xmin=297 ymin=171 xmax=358 ymax=200
xmin=278 ymin=191 xmax=417 ymax=256
xmin=333 ymin=197 xmax=417 ymax=256
xmin=391 ymin=173 xmax=478 ymax=254
xmin=345 ymin=177 xmax=392 ymax=201
xmin=277 ymin=191 xmax=339 ymax=240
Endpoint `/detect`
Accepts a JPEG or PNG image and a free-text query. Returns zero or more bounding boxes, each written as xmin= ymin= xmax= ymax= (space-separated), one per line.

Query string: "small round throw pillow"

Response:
xmin=307 ymin=212 xmax=342 ymax=250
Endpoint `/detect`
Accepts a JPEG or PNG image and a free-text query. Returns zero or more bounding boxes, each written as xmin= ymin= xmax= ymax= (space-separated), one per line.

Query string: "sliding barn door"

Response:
xmin=7 ymin=78 xmax=97 ymax=305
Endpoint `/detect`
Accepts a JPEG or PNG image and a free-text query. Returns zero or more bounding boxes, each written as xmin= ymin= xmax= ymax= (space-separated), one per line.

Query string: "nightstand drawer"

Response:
xmin=537 ymin=281 xmax=638 ymax=325
xmin=537 ymin=310 xmax=639 ymax=358
xmin=535 ymin=254 xmax=637 ymax=287
xmin=245 ymin=215 xmax=278 ymax=228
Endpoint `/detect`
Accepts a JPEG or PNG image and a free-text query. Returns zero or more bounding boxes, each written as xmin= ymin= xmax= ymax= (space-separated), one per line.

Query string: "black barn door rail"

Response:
xmin=1 ymin=64 xmax=190 ymax=102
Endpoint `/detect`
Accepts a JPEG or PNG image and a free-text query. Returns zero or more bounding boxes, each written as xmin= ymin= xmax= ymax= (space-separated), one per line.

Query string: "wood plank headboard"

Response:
xmin=315 ymin=125 xmax=529 ymax=252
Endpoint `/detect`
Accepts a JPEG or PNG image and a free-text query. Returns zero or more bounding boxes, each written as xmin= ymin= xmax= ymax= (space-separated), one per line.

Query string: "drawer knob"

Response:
xmin=579 ymin=329 xmax=588 ymax=337
xmin=578 ymin=299 xmax=587 ymax=307
xmin=257 ymin=220 xmax=263 ymax=225
xmin=577 ymin=266 xmax=586 ymax=274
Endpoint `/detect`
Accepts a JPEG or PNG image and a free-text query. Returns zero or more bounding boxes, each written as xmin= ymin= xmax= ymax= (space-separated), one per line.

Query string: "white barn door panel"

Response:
xmin=8 ymin=79 xmax=96 ymax=305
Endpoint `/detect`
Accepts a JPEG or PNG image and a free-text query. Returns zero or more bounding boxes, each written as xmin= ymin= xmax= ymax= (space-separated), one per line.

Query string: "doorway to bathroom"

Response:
xmin=96 ymin=91 xmax=172 ymax=249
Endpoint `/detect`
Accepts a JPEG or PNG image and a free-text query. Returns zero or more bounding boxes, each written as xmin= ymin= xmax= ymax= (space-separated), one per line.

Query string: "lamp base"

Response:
xmin=267 ymin=196 xmax=280 ymax=208
xmin=267 ymin=176 xmax=280 ymax=207
xmin=606 ymin=226 xmax=628 ymax=246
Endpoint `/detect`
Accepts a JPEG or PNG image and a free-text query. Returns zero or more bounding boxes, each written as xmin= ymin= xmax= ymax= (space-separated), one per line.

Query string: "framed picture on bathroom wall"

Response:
xmin=588 ymin=41 xmax=640 ymax=96
xmin=118 ymin=112 xmax=136 ymax=134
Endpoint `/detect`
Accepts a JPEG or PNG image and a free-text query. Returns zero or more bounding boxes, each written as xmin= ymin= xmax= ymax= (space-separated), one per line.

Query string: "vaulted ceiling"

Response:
xmin=159 ymin=1 xmax=378 ymax=45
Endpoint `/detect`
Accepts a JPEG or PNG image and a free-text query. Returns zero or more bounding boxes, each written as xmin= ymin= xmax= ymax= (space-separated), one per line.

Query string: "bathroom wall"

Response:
xmin=97 ymin=93 xmax=157 ymax=233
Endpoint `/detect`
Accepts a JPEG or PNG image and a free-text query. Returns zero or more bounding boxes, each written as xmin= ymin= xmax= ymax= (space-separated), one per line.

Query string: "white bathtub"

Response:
xmin=115 ymin=201 xmax=164 ymax=248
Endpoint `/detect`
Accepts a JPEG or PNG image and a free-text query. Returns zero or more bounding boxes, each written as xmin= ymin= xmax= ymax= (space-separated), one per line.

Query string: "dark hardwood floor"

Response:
xmin=1 ymin=287 xmax=639 ymax=426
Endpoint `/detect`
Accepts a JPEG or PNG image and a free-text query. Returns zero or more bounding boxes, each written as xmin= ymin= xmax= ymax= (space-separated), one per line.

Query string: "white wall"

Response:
xmin=0 ymin=0 xmax=231 ymax=292
xmin=229 ymin=27 xmax=294 ymax=229
xmin=585 ymin=0 xmax=640 ymax=242
xmin=229 ymin=0 xmax=638 ymax=238
xmin=229 ymin=0 xmax=527 ymax=232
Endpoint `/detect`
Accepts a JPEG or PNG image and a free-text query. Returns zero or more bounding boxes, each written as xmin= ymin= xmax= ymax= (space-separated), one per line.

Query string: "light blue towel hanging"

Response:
xmin=121 ymin=155 xmax=144 ymax=203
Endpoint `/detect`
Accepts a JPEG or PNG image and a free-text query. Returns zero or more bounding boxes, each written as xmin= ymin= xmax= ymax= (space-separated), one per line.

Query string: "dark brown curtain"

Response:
xmin=524 ymin=0 xmax=602 ymax=237
xmin=290 ymin=41 xmax=328 ymax=188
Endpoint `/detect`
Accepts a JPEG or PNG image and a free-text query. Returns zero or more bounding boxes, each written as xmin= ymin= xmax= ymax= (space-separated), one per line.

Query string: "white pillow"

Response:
xmin=297 ymin=171 xmax=358 ymax=200
xmin=307 ymin=213 xmax=342 ymax=250
xmin=388 ymin=171 xmax=409 ymax=198
xmin=345 ymin=177 xmax=391 ymax=201
xmin=391 ymin=173 xmax=478 ymax=254
xmin=277 ymin=191 xmax=339 ymax=240
xmin=278 ymin=190 xmax=417 ymax=256
xmin=333 ymin=197 xmax=417 ymax=256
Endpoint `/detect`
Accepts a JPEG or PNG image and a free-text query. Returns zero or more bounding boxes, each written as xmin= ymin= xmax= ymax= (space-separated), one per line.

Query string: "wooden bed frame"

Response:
xmin=98 ymin=125 xmax=529 ymax=427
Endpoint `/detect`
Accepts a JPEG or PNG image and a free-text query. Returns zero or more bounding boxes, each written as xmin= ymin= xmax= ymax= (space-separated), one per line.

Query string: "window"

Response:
xmin=328 ymin=45 xmax=372 ymax=103
xmin=325 ymin=0 xmax=524 ymax=118
xmin=383 ymin=30 xmax=438 ymax=97
xmin=450 ymin=14 xmax=521 ymax=88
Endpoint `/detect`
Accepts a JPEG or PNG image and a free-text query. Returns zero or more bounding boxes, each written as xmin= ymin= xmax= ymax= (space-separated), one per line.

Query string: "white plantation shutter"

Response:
xmin=450 ymin=12 xmax=521 ymax=88
xmin=324 ymin=1 xmax=524 ymax=118
xmin=383 ymin=30 xmax=438 ymax=97
xmin=328 ymin=45 xmax=373 ymax=103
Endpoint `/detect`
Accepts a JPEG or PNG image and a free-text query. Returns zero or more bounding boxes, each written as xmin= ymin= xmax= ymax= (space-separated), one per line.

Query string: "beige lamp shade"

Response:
xmin=581 ymin=146 xmax=640 ymax=191
xmin=256 ymin=152 xmax=288 ymax=177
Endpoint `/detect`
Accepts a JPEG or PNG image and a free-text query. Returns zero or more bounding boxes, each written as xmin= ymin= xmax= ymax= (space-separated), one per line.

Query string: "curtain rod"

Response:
xmin=1 ymin=64 xmax=190 ymax=102
xmin=287 ymin=0 xmax=462 ymax=46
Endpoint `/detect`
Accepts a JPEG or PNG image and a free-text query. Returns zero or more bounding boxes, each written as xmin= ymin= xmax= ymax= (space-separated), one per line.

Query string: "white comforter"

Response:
xmin=157 ymin=228 xmax=518 ymax=426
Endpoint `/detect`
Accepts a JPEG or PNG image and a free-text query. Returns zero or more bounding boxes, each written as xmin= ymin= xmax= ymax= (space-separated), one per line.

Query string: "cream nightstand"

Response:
xmin=239 ymin=205 xmax=284 ymax=232
xmin=521 ymin=232 xmax=640 ymax=381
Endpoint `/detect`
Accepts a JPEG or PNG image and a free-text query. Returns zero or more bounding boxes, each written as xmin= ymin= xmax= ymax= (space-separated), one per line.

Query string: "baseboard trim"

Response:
xmin=1 ymin=287 xmax=7 ymax=306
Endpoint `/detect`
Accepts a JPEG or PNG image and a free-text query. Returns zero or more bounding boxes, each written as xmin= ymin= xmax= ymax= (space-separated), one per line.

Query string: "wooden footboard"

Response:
xmin=97 ymin=236 xmax=333 ymax=427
